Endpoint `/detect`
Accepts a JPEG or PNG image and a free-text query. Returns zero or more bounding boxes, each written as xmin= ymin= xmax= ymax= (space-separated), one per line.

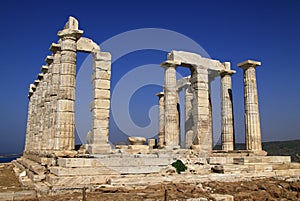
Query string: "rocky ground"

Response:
xmin=1 ymin=163 xmax=300 ymax=201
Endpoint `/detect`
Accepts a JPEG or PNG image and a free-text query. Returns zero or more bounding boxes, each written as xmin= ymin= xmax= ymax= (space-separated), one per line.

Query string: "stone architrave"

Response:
xmin=156 ymin=92 xmax=165 ymax=147
xmin=220 ymin=62 xmax=236 ymax=151
xmin=55 ymin=17 xmax=83 ymax=150
xmin=87 ymin=50 xmax=112 ymax=154
xmin=238 ymin=60 xmax=262 ymax=151
xmin=161 ymin=61 xmax=180 ymax=148
xmin=49 ymin=43 xmax=61 ymax=150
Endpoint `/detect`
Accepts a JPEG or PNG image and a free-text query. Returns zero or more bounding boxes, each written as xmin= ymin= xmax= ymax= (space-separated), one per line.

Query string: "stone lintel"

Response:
xmin=37 ymin=73 xmax=44 ymax=80
xmin=45 ymin=56 xmax=53 ymax=65
xmin=41 ymin=65 xmax=48 ymax=73
xmin=156 ymin=92 xmax=164 ymax=97
xmin=237 ymin=60 xmax=261 ymax=69
xmin=49 ymin=43 xmax=61 ymax=52
xmin=160 ymin=60 xmax=180 ymax=67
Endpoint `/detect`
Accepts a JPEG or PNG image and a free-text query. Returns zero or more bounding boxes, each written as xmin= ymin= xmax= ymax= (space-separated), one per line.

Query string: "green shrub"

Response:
xmin=171 ymin=160 xmax=187 ymax=174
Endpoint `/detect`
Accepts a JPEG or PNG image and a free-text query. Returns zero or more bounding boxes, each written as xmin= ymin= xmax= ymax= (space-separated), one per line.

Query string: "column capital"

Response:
xmin=238 ymin=60 xmax=261 ymax=69
xmin=156 ymin=92 xmax=164 ymax=97
xmin=49 ymin=43 xmax=61 ymax=53
xmin=219 ymin=69 xmax=236 ymax=76
xmin=37 ymin=73 xmax=44 ymax=80
xmin=160 ymin=60 xmax=180 ymax=68
xmin=57 ymin=29 xmax=83 ymax=40
xmin=34 ymin=79 xmax=40 ymax=86
xmin=45 ymin=56 xmax=53 ymax=65
xmin=41 ymin=65 xmax=48 ymax=74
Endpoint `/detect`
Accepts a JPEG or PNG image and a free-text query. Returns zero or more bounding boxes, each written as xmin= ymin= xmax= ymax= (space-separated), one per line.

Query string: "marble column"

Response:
xmin=156 ymin=92 xmax=165 ymax=148
xmin=220 ymin=62 xmax=236 ymax=151
xmin=37 ymin=73 xmax=44 ymax=150
xmin=25 ymin=84 xmax=36 ymax=151
xmin=31 ymin=79 xmax=40 ymax=150
xmin=190 ymin=66 xmax=211 ymax=154
xmin=161 ymin=61 xmax=180 ymax=147
xmin=87 ymin=50 xmax=112 ymax=154
xmin=184 ymin=85 xmax=193 ymax=148
xmin=56 ymin=17 xmax=83 ymax=150
xmin=49 ymin=43 xmax=61 ymax=150
xmin=41 ymin=65 xmax=50 ymax=150
xmin=238 ymin=60 xmax=262 ymax=151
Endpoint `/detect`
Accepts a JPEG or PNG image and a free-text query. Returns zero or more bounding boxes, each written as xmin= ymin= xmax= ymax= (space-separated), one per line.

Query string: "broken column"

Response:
xmin=156 ymin=92 xmax=165 ymax=147
xmin=87 ymin=50 xmax=112 ymax=154
xmin=161 ymin=61 xmax=180 ymax=148
xmin=220 ymin=62 xmax=236 ymax=151
xmin=238 ymin=60 xmax=262 ymax=151
xmin=56 ymin=17 xmax=83 ymax=150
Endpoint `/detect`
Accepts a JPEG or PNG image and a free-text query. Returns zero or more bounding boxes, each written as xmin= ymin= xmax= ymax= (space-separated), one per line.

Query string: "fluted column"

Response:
xmin=185 ymin=86 xmax=193 ymax=148
xmin=238 ymin=60 xmax=262 ymax=151
xmin=41 ymin=65 xmax=50 ymax=150
xmin=191 ymin=66 xmax=211 ymax=154
xmin=87 ymin=50 xmax=112 ymax=154
xmin=220 ymin=62 xmax=236 ymax=151
xmin=49 ymin=43 xmax=61 ymax=150
xmin=156 ymin=92 xmax=165 ymax=147
xmin=31 ymin=79 xmax=40 ymax=150
xmin=56 ymin=17 xmax=83 ymax=150
xmin=25 ymin=84 xmax=36 ymax=151
xmin=161 ymin=61 xmax=180 ymax=147
xmin=37 ymin=73 xmax=44 ymax=150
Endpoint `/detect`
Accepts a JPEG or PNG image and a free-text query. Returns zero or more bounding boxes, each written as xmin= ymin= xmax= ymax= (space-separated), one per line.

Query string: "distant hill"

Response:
xmin=214 ymin=139 xmax=300 ymax=163
xmin=262 ymin=140 xmax=300 ymax=163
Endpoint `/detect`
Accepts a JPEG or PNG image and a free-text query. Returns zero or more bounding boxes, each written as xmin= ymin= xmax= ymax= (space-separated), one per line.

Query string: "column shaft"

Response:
xmin=220 ymin=62 xmax=235 ymax=151
xmin=163 ymin=65 xmax=179 ymax=147
xmin=56 ymin=29 xmax=82 ymax=150
xmin=191 ymin=66 xmax=211 ymax=153
xmin=238 ymin=60 xmax=262 ymax=151
xmin=184 ymin=86 xmax=193 ymax=148
xmin=156 ymin=92 xmax=165 ymax=147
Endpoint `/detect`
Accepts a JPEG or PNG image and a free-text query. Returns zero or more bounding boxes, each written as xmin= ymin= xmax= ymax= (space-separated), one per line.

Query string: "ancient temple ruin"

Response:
xmin=13 ymin=16 xmax=300 ymax=195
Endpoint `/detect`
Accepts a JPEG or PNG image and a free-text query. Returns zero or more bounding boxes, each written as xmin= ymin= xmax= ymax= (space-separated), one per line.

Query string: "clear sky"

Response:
xmin=0 ymin=0 xmax=299 ymax=154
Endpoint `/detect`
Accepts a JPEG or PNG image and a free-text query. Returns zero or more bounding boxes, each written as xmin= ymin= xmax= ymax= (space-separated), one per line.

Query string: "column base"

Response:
xmin=87 ymin=144 xmax=112 ymax=154
xmin=163 ymin=145 xmax=180 ymax=150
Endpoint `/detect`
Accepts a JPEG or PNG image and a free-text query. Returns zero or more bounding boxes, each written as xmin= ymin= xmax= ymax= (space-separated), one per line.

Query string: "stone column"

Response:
xmin=49 ymin=43 xmax=61 ymax=150
xmin=55 ymin=17 xmax=83 ymax=150
xmin=238 ymin=60 xmax=262 ymax=151
xmin=37 ymin=73 xmax=44 ymax=150
xmin=41 ymin=65 xmax=50 ymax=150
xmin=156 ymin=92 xmax=165 ymax=148
xmin=220 ymin=62 xmax=236 ymax=151
xmin=190 ymin=66 xmax=211 ymax=154
xmin=161 ymin=61 xmax=180 ymax=148
xmin=184 ymin=86 xmax=193 ymax=148
xmin=86 ymin=50 xmax=112 ymax=154
xmin=24 ymin=84 xmax=36 ymax=151
xmin=31 ymin=79 xmax=40 ymax=151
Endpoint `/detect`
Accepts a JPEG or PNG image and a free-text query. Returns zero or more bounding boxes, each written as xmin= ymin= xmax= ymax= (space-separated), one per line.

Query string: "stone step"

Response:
xmin=46 ymin=173 xmax=116 ymax=186
xmin=12 ymin=159 xmax=45 ymax=182
xmin=16 ymin=157 xmax=46 ymax=175
xmin=49 ymin=166 xmax=119 ymax=176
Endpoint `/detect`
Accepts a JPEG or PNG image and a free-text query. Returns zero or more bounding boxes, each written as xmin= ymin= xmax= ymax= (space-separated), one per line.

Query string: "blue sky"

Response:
xmin=0 ymin=0 xmax=299 ymax=154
